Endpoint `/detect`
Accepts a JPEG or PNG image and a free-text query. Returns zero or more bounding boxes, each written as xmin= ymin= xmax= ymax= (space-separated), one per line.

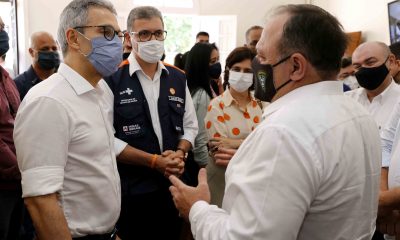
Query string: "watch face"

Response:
xmin=177 ymin=148 xmax=188 ymax=159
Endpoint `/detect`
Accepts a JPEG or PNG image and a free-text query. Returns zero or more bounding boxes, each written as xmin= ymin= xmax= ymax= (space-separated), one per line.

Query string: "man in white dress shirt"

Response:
xmin=14 ymin=0 xmax=126 ymax=239
xmin=105 ymin=6 xmax=198 ymax=240
xmin=169 ymin=4 xmax=381 ymax=240
xmin=345 ymin=41 xmax=400 ymax=132
xmin=346 ymin=41 xmax=400 ymax=240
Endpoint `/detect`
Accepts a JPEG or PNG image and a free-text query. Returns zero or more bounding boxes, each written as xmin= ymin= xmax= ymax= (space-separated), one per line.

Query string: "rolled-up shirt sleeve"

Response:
xmin=381 ymin=102 xmax=400 ymax=167
xmin=181 ymin=84 xmax=198 ymax=148
xmin=14 ymin=97 xmax=70 ymax=197
xmin=114 ymin=137 xmax=128 ymax=156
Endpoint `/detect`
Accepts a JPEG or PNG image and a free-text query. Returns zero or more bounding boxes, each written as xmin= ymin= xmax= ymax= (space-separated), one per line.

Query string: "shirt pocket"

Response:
xmin=115 ymin=104 xmax=146 ymax=140
xmin=169 ymin=101 xmax=185 ymax=135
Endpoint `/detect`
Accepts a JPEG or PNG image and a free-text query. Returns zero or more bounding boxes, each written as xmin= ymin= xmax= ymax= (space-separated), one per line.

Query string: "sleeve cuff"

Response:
xmin=180 ymin=132 xmax=196 ymax=149
xmin=115 ymin=138 xmax=128 ymax=156
xmin=189 ymin=200 xmax=210 ymax=226
xmin=21 ymin=166 xmax=64 ymax=198
xmin=382 ymin=152 xmax=390 ymax=167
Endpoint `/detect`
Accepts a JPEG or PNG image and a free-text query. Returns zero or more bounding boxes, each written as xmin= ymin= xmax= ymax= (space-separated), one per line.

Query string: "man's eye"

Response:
xmin=140 ymin=31 xmax=150 ymax=37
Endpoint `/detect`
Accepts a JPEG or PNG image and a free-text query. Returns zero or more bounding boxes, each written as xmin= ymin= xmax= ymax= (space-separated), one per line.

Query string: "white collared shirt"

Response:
xmin=128 ymin=54 xmax=197 ymax=151
xmin=189 ymin=81 xmax=381 ymax=240
xmin=381 ymin=100 xmax=400 ymax=186
xmin=345 ymin=80 xmax=400 ymax=131
xmin=14 ymin=63 xmax=121 ymax=237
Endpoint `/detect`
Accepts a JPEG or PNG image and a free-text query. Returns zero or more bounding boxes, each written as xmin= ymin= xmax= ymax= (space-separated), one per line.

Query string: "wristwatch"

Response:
xmin=176 ymin=147 xmax=188 ymax=161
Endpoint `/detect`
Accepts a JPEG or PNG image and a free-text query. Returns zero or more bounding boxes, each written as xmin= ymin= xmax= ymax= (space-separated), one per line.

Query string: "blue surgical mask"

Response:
xmin=78 ymin=32 xmax=123 ymax=77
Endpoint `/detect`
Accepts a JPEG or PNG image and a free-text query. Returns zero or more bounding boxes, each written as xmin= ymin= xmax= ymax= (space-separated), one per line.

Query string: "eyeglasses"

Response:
xmin=74 ymin=25 xmax=124 ymax=41
xmin=130 ymin=30 xmax=167 ymax=42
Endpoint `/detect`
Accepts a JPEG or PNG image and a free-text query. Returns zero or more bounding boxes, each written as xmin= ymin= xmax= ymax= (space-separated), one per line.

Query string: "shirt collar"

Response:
xmin=128 ymin=53 xmax=169 ymax=78
xmin=263 ymin=80 xmax=343 ymax=119
xmin=221 ymin=88 xmax=257 ymax=108
xmin=57 ymin=63 xmax=95 ymax=95
xmin=358 ymin=79 xmax=396 ymax=104
xmin=378 ymin=79 xmax=396 ymax=103
xmin=221 ymin=88 xmax=234 ymax=107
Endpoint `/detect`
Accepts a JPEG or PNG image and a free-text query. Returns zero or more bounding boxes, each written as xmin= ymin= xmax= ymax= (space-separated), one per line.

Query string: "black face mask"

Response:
xmin=355 ymin=57 xmax=389 ymax=90
xmin=209 ymin=62 xmax=222 ymax=79
xmin=0 ymin=30 xmax=9 ymax=56
xmin=37 ymin=51 xmax=60 ymax=70
xmin=252 ymin=55 xmax=292 ymax=102
xmin=122 ymin=52 xmax=130 ymax=60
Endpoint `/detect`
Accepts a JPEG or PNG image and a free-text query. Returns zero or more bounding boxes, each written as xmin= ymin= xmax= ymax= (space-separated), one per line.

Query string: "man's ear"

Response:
xmin=28 ymin=48 xmax=34 ymax=58
xmin=387 ymin=53 xmax=398 ymax=72
xmin=289 ymin=53 xmax=307 ymax=81
xmin=125 ymin=33 xmax=132 ymax=48
xmin=65 ymin=28 xmax=80 ymax=51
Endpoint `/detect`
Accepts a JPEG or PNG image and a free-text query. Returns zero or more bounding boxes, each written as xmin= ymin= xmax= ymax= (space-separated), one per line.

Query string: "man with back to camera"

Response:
xmin=105 ymin=6 xmax=198 ymax=240
xmin=13 ymin=0 xmax=127 ymax=239
xmin=169 ymin=4 xmax=381 ymax=240
xmin=14 ymin=31 xmax=60 ymax=100
xmin=245 ymin=25 xmax=263 ymax=51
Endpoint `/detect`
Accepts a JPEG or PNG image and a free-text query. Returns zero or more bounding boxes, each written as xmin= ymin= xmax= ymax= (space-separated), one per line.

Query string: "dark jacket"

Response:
xmin=106 ymin=62 xmax=187 ymax=195
xmin=14 ymin=65 xmax=41 ymax=100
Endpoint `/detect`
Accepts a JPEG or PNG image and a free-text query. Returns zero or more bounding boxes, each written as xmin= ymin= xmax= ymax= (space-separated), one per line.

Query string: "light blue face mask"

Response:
xmin=78 ymin=31 xmax=123 ymax=77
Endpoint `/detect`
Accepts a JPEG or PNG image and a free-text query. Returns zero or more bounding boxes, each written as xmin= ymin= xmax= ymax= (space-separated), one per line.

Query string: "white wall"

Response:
xmin=18 ymin=0 xmax=309 ymax=72
xmin=199 ymin=0 xmax=305 ymax=46
xmin=312 ymin=0 xmax=392 ymax=44
xmin=19 ymin=0 xmax=394 ymax=72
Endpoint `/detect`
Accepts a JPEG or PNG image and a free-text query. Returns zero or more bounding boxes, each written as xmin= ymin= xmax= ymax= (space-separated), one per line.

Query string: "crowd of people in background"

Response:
xmin=2 ymin=0 xmax=400 ymax=239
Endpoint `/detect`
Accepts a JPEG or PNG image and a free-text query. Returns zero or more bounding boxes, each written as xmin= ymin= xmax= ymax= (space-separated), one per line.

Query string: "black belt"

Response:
xmin=73 ymin=228 xmax=117 ymax=240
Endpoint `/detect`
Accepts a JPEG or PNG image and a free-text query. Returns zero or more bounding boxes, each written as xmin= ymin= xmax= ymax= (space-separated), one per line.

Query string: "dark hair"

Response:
xmin=390 ymin=42 xmax=400 ymax=59
xmin=275 ymin=4 xmax=348 ymax=79
xmin=185 ymin=42 xmax=216 ymax=97
xmin=245 ymin=25 xmax=263 ymax=39
xmin=341 ymin=57 xmax=352 ymax=68
xmin=196 ymin=31 xmax=209 ymax=39
xmin=174 ymin=53 xmax=185 ymax=70
xmin=223 ymin=47 xmax=256 ymax=89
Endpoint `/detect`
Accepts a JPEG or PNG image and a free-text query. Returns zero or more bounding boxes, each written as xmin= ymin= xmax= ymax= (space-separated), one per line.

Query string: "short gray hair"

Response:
xmin=57 ymin=0 xmax=117 ymax=55
xmin=127 ymin=6 xmax=164 ymax=32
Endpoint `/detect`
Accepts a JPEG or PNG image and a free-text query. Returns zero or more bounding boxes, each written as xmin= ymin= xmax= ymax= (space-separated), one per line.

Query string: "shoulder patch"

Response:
xmin=119 ymin=59 xmax=129 ymax=68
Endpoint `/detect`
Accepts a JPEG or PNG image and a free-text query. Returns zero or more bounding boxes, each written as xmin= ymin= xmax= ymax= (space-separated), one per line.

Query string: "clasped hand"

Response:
xmin=155 ymin=150 xmax=185 ymax=178
xmin=208 ymin=137 xmax=240 ymax=167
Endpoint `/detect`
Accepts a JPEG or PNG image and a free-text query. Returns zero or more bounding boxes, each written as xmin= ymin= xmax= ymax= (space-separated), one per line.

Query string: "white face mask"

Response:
xmin=228 ymin=70 xmax=254 ymax=92
xmin=343 ymin=75 xmax=359 ymax=90
xmin=133 ymin=39 xmax=164 ymax=63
